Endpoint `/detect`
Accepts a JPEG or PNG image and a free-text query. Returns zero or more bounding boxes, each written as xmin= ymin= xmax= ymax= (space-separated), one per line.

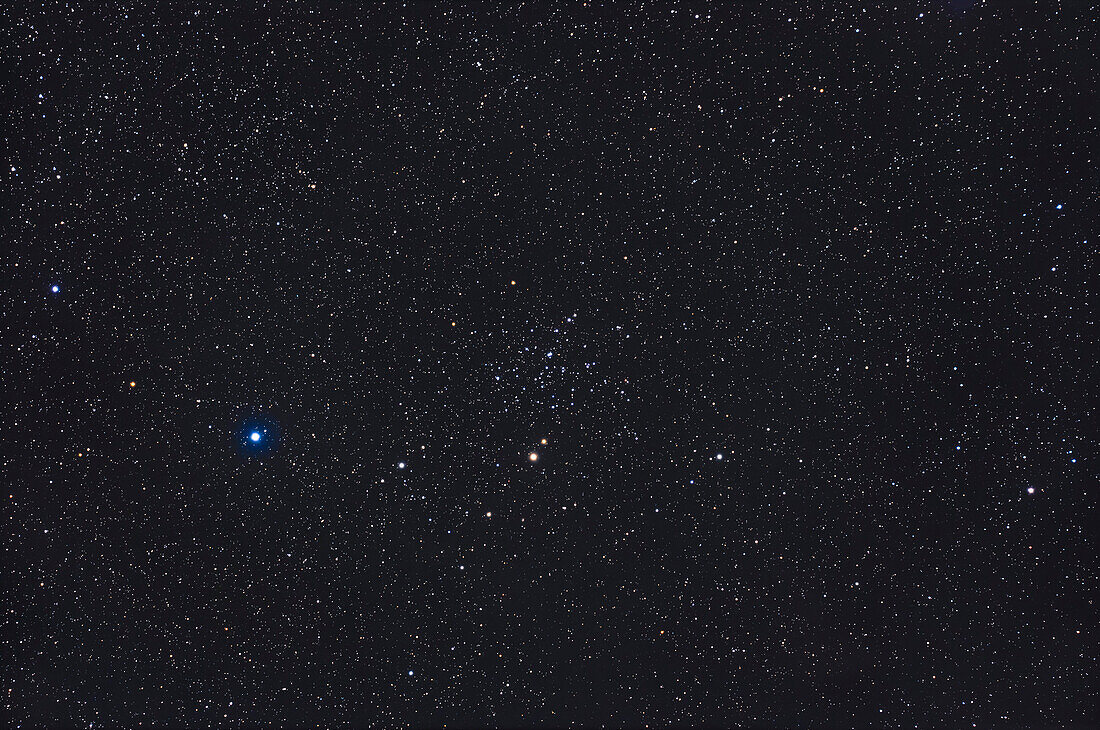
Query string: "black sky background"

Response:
xmin=3 ymin=3 xmax=1095 ymax=728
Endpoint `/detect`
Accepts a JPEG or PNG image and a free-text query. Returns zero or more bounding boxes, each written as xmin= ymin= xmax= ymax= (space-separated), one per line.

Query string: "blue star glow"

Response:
xmin=237 ymin=415 xmax=280 ymax=457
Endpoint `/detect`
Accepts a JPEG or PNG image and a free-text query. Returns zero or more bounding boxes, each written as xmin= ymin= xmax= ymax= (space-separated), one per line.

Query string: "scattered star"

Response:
xmin=7 ymin=6 xmax=1088 ymax=728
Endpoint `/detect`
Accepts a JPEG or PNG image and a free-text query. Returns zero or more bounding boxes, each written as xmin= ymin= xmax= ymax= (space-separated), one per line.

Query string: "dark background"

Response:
xmin=3 ymin=2 xmax=1094 ymax=727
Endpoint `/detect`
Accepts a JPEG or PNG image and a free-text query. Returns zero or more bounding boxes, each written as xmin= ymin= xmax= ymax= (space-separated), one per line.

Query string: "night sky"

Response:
xmin=4 ymin=4 xmax=1095 ymax=728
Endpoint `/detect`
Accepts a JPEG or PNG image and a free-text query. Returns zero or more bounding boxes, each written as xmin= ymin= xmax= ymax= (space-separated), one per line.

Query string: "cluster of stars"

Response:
xmin=10 ymin=4 xmax=1089 ymax=728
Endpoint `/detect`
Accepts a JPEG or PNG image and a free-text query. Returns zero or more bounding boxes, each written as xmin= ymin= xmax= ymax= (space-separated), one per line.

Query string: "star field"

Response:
xmin=3 ymin=3 xmax=1094 ymax=728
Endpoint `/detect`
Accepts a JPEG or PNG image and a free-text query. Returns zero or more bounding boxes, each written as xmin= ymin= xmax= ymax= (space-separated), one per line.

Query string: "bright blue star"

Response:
xmin=51 ymin=285 xmax=59 ymax=293
xmin=239 ymin=415 xmax=279 ymax=456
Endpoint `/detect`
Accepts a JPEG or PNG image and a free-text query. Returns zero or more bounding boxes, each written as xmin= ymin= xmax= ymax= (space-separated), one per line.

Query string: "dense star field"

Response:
xmin=3 ymin=4 xmax=1094 ymax=728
